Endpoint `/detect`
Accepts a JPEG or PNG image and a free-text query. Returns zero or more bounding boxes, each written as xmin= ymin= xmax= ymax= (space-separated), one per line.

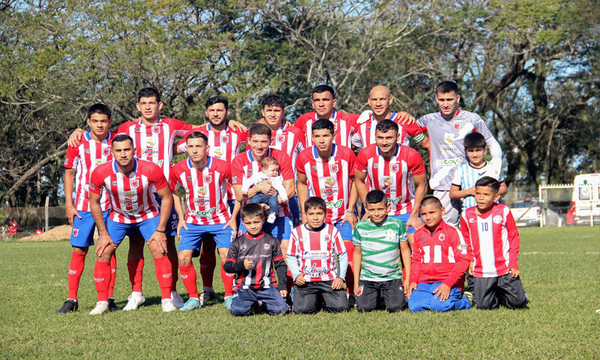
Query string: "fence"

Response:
xmin=538 ymin=183 xmax=598 ymax=227
xmin=1 ymin=198 xmax=69 ymax=238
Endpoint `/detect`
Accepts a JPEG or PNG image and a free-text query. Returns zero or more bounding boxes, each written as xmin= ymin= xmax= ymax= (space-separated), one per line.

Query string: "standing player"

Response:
xmin=170 ymin=132 xmax=237 ymax=310
xmin=351 ymin=85 xmax=426 ymax=149
xmin=88 ymin=135 xmax=176 ymax=314
xmin=57 ymin=104 xmax=119 ymax=314
xmin=416 ymin=81 xmax=502 ymax=226
xmin=355 ymin=120 xmax=427 ymax=245
xmin=295 ymin=119 xmax=359 ymax=304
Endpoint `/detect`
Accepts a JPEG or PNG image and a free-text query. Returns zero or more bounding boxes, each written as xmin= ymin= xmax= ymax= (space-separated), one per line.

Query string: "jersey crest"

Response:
xmin=103 ymin=147 xmax=111 ymax=157
xmin=130 ymin=179 xmax=139 ymax=188
xmin=329 ymin=163 xmax=339 ymax=173
xmin=277 ymin=134 xmax=285 ymax=143
xmin=204 ymin=174 xmax=213 ymax=184
xmin=390 ymin=162 xmax=399 ymax=173
xmin=453 ymin=121 xmax=461 ymax=130
xmin=152 ymin=126 xmax=161 ymax=134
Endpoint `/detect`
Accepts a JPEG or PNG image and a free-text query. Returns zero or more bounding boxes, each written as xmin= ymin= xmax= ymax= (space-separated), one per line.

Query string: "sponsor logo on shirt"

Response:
xmin=436 ymin=158 xmax=462 ymax=167
xmin=324 ymin=177 xmax=335 ymax=186
xmin=195 ymin=208 xmax=215 ymax=217
xmin=458 ymin=243 xmax=467 ymax=251
xmin=303 ymin=263 xmax=328 ymax=277
xmin=439 ymin=145 xmax=460 ymax=153
xmin=96 ymin=159 xmax=103 ymax=166
xmin=263 ymin=243 xmax=271 ymax=250
xmin=156 ymin=160 xmax=164 ymax=168
xmin=444 ymin=133 xmax=455 ymax=144
xmin=326 ymin=199 xmax=343 ymax=209
xmin=302 ymin=250 xmax=329 ymax=260
xmin=64 ymin=158 xmax=69 ymax=166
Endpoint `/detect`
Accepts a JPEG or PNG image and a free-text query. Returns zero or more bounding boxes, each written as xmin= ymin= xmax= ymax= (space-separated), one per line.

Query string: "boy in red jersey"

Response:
xmin=461 ymin=177 xmax=528 ymax=310
xmin=406 ymin=196 xmax=473 ymax=312
xmin=287 ymin=197 xmax=348 ymax=314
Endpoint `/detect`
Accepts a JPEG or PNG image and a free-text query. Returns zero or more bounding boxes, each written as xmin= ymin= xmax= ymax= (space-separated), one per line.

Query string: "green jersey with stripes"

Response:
xmin=352 ymin=216 xmax=407 ymax=281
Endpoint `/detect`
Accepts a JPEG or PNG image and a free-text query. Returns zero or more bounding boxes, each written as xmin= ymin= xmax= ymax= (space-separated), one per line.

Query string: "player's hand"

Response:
xmin=148 ymin=232 xmax=168 ymax=255
xmin=95 ymin=233 xmax=115 ymax=258
xmin=331 ymin=278 xmax=344 ymax=290
xmin=403 ymin=279 xmax=410 ymax=294
xmin=255 ymin=180 xmax=277 ymax=196
xmin=176 ymin=219 xmax=188 ymax=239
xmin=243 ymin=255 xmax=253 ymax=270
xmin=468 ymin=186 xmax=476 ymax=196
xmin=284 ymin=119 xmax=292 ymax=126
xmin=406 ymin=282 xmax=417 ymax=299
xmin=340 ymin=211 xmax=358 ymax=229
xmin=361 ymin=212 xmax=368 ymax=221
xmin=397 ymin=111 xmax=415 ymax=125
xmin=223 ymin=218 xmax=237 ymax=235
xmin=279 ymin=290 xmax=288 ymax=298
xmin=508 ymin=268 xmax=520 ymax=278
xmin=356 ymin=110 xmax=373 ymax=124
xmin=68 ymin=129 xmax=86 ymax=147
xmin=433 ymin=283 xmax=451 ymax=302
xmin=66 ymin=205 xmax=81 ymax=227
xmin=295 ymin=272 xmax=306 ymax=286
xmin=406 ymin=214 xmax=424 ymax=231
xmin=228 ymin=119 xmax=247 ymax=132
xmin=468 ymin=262 xmax=474 ymax=276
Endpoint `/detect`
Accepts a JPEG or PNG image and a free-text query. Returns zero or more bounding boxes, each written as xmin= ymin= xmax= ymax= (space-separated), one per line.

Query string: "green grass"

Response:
xmin=1 ymin=227 xmax=600 ymax=359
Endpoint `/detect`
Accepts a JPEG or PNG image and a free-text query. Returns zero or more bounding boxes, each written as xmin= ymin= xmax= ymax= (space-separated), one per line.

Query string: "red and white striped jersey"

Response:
xmin=294 ymin=111 xmax=359 ymax=147
xmin=461 ymin=204 xmax=521 ymax=278
xmin=117 ymin=118 xmax=193 ymax=179
xmin=64 ymin=131 xmax=116 ymax=212
xmin=170 ymin=157 xmax=231 ymax=225
xmin=296 ymin=144 xmax=355 ymax=224
xmin=355 ymin=144 xmax=425 ymax=215
xmin=410 ymin=220 xmax=470 ymax=288
xmin=287 ymin=224 xmax=346 ymax=282
xmin=231 ymin=149 xmax=294 ymax=217
xmin=89 ymin=158 xmax=169 ymax=224
xmin=177 ymin=124 xmax=248 ymax=201
xmin=269 ymin=124 xmax=305 ymax=170
xmin=351 ymin=112 xmax=426 ymax=149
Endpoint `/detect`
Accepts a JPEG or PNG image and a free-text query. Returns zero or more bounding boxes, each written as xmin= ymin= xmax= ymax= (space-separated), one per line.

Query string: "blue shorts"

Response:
xmin=107 ymin=216 xmax=160 ymax=245
xmin=154 ymin=193 xmax=178 ymax=237
xmin=289 ymin=195 xmax=300 ymax=227
xmin=390 ymin=214 xmax=416 ymax=235
xmin=179 ymin=223 xmax=234 ymax=251
xmin=408 ymin=282 xmax=471 ymax=312
xmin=238 ymin=215 xmax=293 ymax=241
xmin=334 ymin=220 xmax=353 ymax=241
xmin=70 ymin=211 xmax=109 ymax=248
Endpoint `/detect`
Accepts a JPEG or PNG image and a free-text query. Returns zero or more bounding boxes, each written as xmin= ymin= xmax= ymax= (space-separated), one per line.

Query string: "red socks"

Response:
xmin=180 ymin=263 xmax=198 ymax=299
xmin=154 ymin=256 xmax=173 ymax=299
xmin=344 ymin=241 xmax=355 ymax=295
xmin=108 ymin=253 xmax=116 ymax=299
xmin=221 ymin=264 xmax=234 ymax=297
xmin=94 ymin=260 xmax=111 ymax=302
xmin=199 ymin=239 xmax=217 ymax=288
xmin=67 ymin=250 xmax=87 ymax=300
xmin=127 ymin=258 xmax=144 ymax=293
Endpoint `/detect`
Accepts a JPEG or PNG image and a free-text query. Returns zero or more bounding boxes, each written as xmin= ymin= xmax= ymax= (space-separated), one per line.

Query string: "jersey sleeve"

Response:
xmin=409 ymin=229 xmax=424 ymax=284
xmin=276 ymin=152 xmax=294 ymax=181
xmin=333 ymin=228 xmax=346 ymax=256
xmin=64 ymin=145 xmax=79 ymax=169
xmin=355 ymin=148 xmax=368 ymax=173
xmin=403 ymin=122 xmax=427 ymax=143
xmin=230 ymin=155 xmax=245 ymax=186
xmin=505 ymin=208 xmax=520 ymax=269
xmin=473 ymin=115 xmax=493 ymax=139
xmin=406 ymin=147 xmax=426 ymax=175
xmin=442 ymin=228 xmax=471 ymax=288
xmin=116 ymin=122 xmax=130 ymax=135
xmin=89 ymin=168 xmax=104 ymax=195
xmin=294 ymin=114 xmax=309 ymax=132
xmin=169 ymin=166 xmax=180 ymax=191
xmin=460 ymin=212 xmax=474 ymax=261
xmin=451 ymin=166 xmax=464 ymax=187
xmin=346 ymin=149 xmax=356 ymax=176
xmin=150 ymin=164 xmax=169 ymax=191
xmin=352 ymin=225 xmax=362 ymax=247
xmin=397 ymin=221 xmax=407 ymax=242
xmin=240 ymin=174 xmax=255 ymax=193
xmin=295 ymin=151 xmax=308 ymax=175
xmin=170 ymin=119 xmax=195 ymax=134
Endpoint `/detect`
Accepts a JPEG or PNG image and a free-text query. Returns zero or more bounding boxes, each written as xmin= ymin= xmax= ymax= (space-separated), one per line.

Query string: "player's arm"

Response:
xmin=148 ymin=184 xmax=173 ymax=255
xmin=353 ymin=244 xmax=362 ymax=295
xmin=399 ymin=239 xmax=411 ymax=293
xmin=171 ymin=190 xmax=188 ymax=238
xmin=459 ymin=213 xmax=476 ymax=275
xmin=64 ymin=168 xmax=81 ymax=227
xmin=223 ymin=242 xmax=245 ymax=274
xmin=333 ymin=238 xmax=348 ymax=290
xmin=90 ymin=190 xmax=113 ymax=258
xmin=272 ymin=239 xmax=289 ymax=297
xmin=450 ymin=184 xmax=475 ymax=199
xmin=227 ymin=119 xmax=247 ymax=132
xmin=499 ymin=181 xmax=508 ymax=196
xmin=407 ymin=173 xmax=427 ymax=231
xmin=506 ymin=210 xmax=521 ymax=277
xmin=296 ymin=172 xmax=309 ymax=222
xmin=354 ymin=169 xmax=368 ymax=207
xmin=341 ymin=180 xmax=358 ymax=229
xmin=442 ymin=235 xmax=471 ymax=291
xmin=406 ymin=236 xmax=422 ymax=299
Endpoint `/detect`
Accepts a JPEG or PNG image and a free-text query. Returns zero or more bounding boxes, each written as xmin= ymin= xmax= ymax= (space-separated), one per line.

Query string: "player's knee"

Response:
xmin=386 ymin=301 xmax=404 ymax=313
xmin=408 ymin=298 xmax=428 ymax=312
xmin=475 ymin=298 xmax=496 ymax=310
xmin=429 ymin=299 xmax=454 ymax=313
xmin=73 ymin=246 xmax=89 ymax=254
xmin=229 ymin=303 xmax=250 ymax=317
xmin=506 ymin=293 xmax=528 ymax=309
xmin=178 ymin=254 xmax=192 ymax=267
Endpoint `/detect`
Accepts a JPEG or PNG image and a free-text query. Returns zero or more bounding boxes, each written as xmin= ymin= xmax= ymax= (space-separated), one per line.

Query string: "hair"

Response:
xmin=186 ymin=131 xmax=208 ymax=145
xmin=375 ymin=119 xmax=399 ymax=135
xmin=304 ymin=197 xmax=327 ymax=213
xmin=112 ymin=134 xmax=134 ymax=146
xmin=260 ymin=156 xmax=279 ymax=170
xmin=311 ymin=118 xmax=335 ymax=135
xmin=205 ymin=95 xmax=229 ymax=110
xmin=365 ymin=190 xmax=388 ymax=206
xmin=311 ymin=85 xmax=336 ymax=99
xmin=435 ymin=81 xmax=459 ymax=95
xmin=248 ymin=123 xmax=272 ymax=140
xmin=475 ymin=176 xmax=500 ymax=193
xmin=420 ymin=196 xmax=443 ymax=210
xmin=240 ymin=203 xmax=264 ymax=220
xmin=138 ymin=87 xmax=161 ymax=102
xmin=87 ymin=103 xmax=112 ymax=119
xmin=261 ymin=94 xmax=285 ymax=109
xmin=464 ymin=132 xmax=486 ymax=149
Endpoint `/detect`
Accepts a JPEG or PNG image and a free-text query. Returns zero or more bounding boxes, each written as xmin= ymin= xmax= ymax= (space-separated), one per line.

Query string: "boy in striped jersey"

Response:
xmin=353 ymin=190 xmax=412 ymax=312
xmin=461 ymin=177 xmax=528 ymax=310
xmin=450 ymin=132 xmax=507 ymax=212
xmin=287 ymin=197 xmax=348 ymax=314
xmin=57 ymin=104 xmax=119 ymax=314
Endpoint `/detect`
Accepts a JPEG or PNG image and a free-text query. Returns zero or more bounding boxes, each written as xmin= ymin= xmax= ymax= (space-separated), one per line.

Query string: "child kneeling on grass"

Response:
xmin=286 ymin=197 xmax=348 ymax=314
xmin=223 ymin=203 xmax=289 ymax=316
xmin=460 ymin=176 xmax=528 ymax=310
xmin=406 ymin=196 xmax=473 ymax=312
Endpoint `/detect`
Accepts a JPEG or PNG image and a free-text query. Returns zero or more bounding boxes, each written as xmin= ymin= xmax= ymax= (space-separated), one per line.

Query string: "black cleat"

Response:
xmin=108 ymin=298 xmax=120 ymax=312
xmin=57 ymin=299 xmax=78 ymax=314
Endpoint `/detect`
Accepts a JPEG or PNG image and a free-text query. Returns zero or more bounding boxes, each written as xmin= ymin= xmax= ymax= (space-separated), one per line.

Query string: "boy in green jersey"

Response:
xmin=353 ymin=190 xmax=411 ymax=312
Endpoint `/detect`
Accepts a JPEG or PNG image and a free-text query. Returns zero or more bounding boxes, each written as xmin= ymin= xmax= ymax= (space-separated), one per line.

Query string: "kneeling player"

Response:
xmin=287 ymin=197 xmax=348 ymax=314
xmin=461 ymin=177 xmax=528 ymax=310
xmin=170 ymin=132 xmax=237 ymax=311
xmin=406 ymin=196 xmax=472 ymax=312
xmin=224 ymin=204 xmax=289 ymax=316
xmin=353 ymin=190 xmax=411 ymax=312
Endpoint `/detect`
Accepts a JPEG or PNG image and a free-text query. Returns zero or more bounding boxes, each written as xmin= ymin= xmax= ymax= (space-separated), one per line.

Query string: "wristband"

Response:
xmin=156 ymin=229 xmax=166 ymax=234
xmin=345 ymin=210 xmax=357 ymax=214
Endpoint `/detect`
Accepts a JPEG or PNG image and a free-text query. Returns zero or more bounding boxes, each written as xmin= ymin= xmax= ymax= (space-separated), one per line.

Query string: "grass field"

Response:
xmin=1 ymin=226 xmax=600 ymax=359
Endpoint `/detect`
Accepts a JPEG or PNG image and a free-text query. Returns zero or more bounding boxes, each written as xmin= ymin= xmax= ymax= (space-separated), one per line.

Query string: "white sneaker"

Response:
xmin=89 ymin=301 xmax=109 ymax=315
xmin=123 ymin=293 xmax=145 ymax=311
xmin=161 ymin=298 xmax=177 ymax=312
xmin=171 ymin=291 xmax=184 ymax=309
xmin=267 ymin=213 xmax=276 ymax=224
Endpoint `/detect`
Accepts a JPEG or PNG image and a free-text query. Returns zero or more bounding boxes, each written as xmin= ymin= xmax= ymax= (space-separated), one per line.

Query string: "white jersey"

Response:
xmin=417 ymin=109 xmax=494 ymax=191
xmin=452 ymin=161 xmax=505 ymax=210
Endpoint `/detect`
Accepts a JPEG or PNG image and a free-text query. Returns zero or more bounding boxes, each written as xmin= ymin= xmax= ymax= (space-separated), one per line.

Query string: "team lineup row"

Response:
xmin=57 ymin=82 xmax=526 ymax=315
